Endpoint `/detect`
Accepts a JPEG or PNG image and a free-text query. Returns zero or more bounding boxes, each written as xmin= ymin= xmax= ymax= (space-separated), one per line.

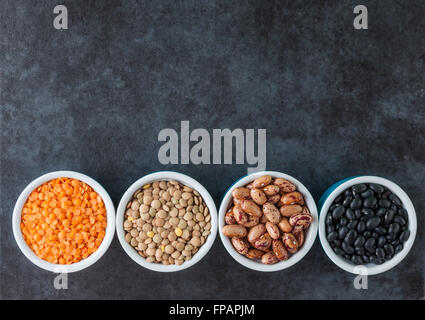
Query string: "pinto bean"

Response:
xmin=281 ymin=192 xmax=304 ymax=205
xmin=253 ymin=233 xmax=272 ymax=251
xmin=243 ymin=214 xmax=260 ymax=227
xmin=267 ymin=194 xmax=281 ymax=204
xmin=241 ymin=200 xmax=262 ymax=217
xmin=262 ymin=185 xmax=280 ymax=196
xmin=265 ymin=222 xmax=280 ymax=239
xmin=222 ymin=225 xmax=247 ymax=238
xmin=279 ymin=204 xmax=303 ymax=217
xmin=253 ymin=175 xmax=272 ymax=188
xmin=225 ymin=208 xmax=237 ymax=225
xmin=231 ymin=237 xmax=249 ymax=255
xmin=289 ymin=213 xmax=313 ymax=229
xmin=232 ymin=187 xmax=251 ymax=200
xmin=282 ymin=233 xmax=298 ymax=252
xmin=260 ymin=215 xmax=268 ymax=224
xmin=246 ymin=248 xmax=264 ymax=259
xmin=233 ymin=205 xmax=249 ymax=225
xmin=250 ymin=188 xmax=267 ymax=205
xmin=262 ymin=202 xmax=280 ymax=224
xmin=261 ymin=252 xmax=279 ymax=264
xmin=247 ymin=224 xmax=266 ymax=243
xmin=272 ymin=239 xmax=288 ymax=260
xmin=293 ymin=226 xmax=305 ymax=247
xmin=278 ymin=217 xmax=293 ymax=233
xmin=273 ymin=178 xmax=296 ymax=193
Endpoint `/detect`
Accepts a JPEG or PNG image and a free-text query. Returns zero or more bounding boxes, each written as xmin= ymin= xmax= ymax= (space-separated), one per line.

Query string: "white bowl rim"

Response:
xmin=318 ymin=176 xmax=417 ymax=275
xmin=12 ymin=170 xmax=116 ymax=273
xmin=218 ymin=171 xmax=318 ymax=272
xmin=115 ymin=171 xmax=218 ymax=272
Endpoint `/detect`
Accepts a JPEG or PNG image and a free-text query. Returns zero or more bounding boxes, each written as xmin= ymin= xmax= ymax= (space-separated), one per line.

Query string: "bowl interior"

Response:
xmin=318 ymin=176 xmax=417 ymax=275
xmin=12 ymin=171 xmax=116 ymax=273
xmin=116 ymin=171 xmax=218 ymax=272
xmin=219 ymin=171 xmax=318 ymax=272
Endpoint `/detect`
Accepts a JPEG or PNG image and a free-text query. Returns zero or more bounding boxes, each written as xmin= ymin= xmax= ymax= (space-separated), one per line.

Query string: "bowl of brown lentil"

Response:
xmin=116 ymin=171 xmax=217 ymax=272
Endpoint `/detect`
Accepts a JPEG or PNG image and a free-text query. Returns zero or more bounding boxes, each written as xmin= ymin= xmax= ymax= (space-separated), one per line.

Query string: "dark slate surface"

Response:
xmin=1 ymin=0 xmax=424 ymax=300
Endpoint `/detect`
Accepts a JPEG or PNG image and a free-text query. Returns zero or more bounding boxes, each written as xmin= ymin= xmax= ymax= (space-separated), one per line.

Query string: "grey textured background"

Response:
xmin=1 ymin=0 xmax=424 ymax=300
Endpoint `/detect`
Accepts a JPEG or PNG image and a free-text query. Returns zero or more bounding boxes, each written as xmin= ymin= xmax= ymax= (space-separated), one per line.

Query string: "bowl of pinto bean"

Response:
xmin=219 ymin=171 xmax=318 ymax=272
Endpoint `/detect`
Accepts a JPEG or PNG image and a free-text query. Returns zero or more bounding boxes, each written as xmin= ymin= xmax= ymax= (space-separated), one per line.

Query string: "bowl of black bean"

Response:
xmin=318 ymin=176 xmax=417 ymax=275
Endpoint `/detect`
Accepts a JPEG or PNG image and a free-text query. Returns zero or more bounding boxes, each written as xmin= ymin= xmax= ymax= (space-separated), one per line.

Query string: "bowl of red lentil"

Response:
xmin=12 ymin=171 xmax=115 ymax=273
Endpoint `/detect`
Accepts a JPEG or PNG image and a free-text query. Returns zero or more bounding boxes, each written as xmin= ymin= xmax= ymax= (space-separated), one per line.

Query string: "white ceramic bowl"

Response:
xmin=12 ymin=171 xmax=116 ymax=273
xmin=219 ymin=171 xmax=318 ymax=272
xmin=318 ymin=176 xmax=417 ymax=275
xmin=116 ymin=171 xmax=218 ymax=272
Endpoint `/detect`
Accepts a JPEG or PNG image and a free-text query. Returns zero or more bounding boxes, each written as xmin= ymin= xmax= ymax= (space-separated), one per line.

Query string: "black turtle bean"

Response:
xmin=345 ymin=208 xmax=355 ymax=220
xmin=327 ymin=231 xmax=338 ymax=242
xmin=366 ymin=216 xmax=381 ymax=230
xmin=354 ymin=209 xmax=362 ymax=219
xmin=369 ymin=184 xmax=384 ymax=194
xmin=342 ymin=196 xmax=353 ymax=207
xmin=395 ymin=244 xmax=403 ymax=254
xmin=362 ymin=208 xmax=374 ymax=217
xmin=379 ymin=199 xmax=391 ymax=208
xmin=362 ymin=255 xmax=370 ymax=263
xmin=334 ymin=247 xmax=344 ymax=255
xmin=352 ymin=184 xmax=367 ymax=194
xmin=375 ymin=226 xmax=387 ymax=235
xmin=391 ymin=239 xmax=400 ymax=246
xmin=384 ymin=244 xmax=394 ymax=255
xmin=332 ymin=206 xmax=345 ymax=220
xmin=376 ymin=208 xmax=386 ymax=216
xmin=330 ymin=204 xmax=338 ymax=211
xmin=338 ymin=226 xmax=349 ymax=239
xmin=385 ymin=254 xmax=394 ymax=261
xmin=370 ymin=255 xmax=383 ymax=264
xmin=384 ymin=210 xmax=395 ymax=225
xmin=386 ymin=233 xmax=396 ymax=241
xmin=389 ymin=194 xmax=402 ymax=206
xmin=360 ymin=189 xmax=374 ymax=199
xmin=333 ymin=239 xmax=341 ymax=247
xmin=377 ymin=236 xmax=386 ymax=247
xmin=363 ymin=231 xmax=372 ymax=238
xmin=355 ymin=247 xmax=365 ymax=255
xmin=344 ymin=230 xmax=357 ymax=244
xmin=339 ymin=217 xmax=348 ymax=226
xmin=398 ymin=208 xmax=408 ymax=220
xmin=326 ymin=214 xmax=334 ymax=226
xmin=376 ymin=247 xmax=385 ymax=259
xmin=364 ymin=238 xmax=376 ymax=253
xmin=326 ymin=225 xmax=335 ymax=234
xmin=351 ymin=255 xmax=363 ymax=265
xmin=354 ymin=236 xmax=366 ymax=248
xmin=344 ymin=190 xmax=352 ymax=197
xmin=388 ymin=223 xmax=400 ymax=235
xmin=372 ymin=232 xmax=380 ymax=238
xmin=393 ymin=215 xmax=406 ymax=226
xmin=399 ymin=230 xmax=410 ymax=242
xmin=347 ymin=220 xmax=358 ymax=229
xmin=341 ymin=242 xmax=354 ymax=254
xmin=350 ymin=197 xmax=362 ymax=209
xmin=356 ymin=221 xmax=366 ymax=233
xmin=363 ymin=196 xmax=377 ymax=208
